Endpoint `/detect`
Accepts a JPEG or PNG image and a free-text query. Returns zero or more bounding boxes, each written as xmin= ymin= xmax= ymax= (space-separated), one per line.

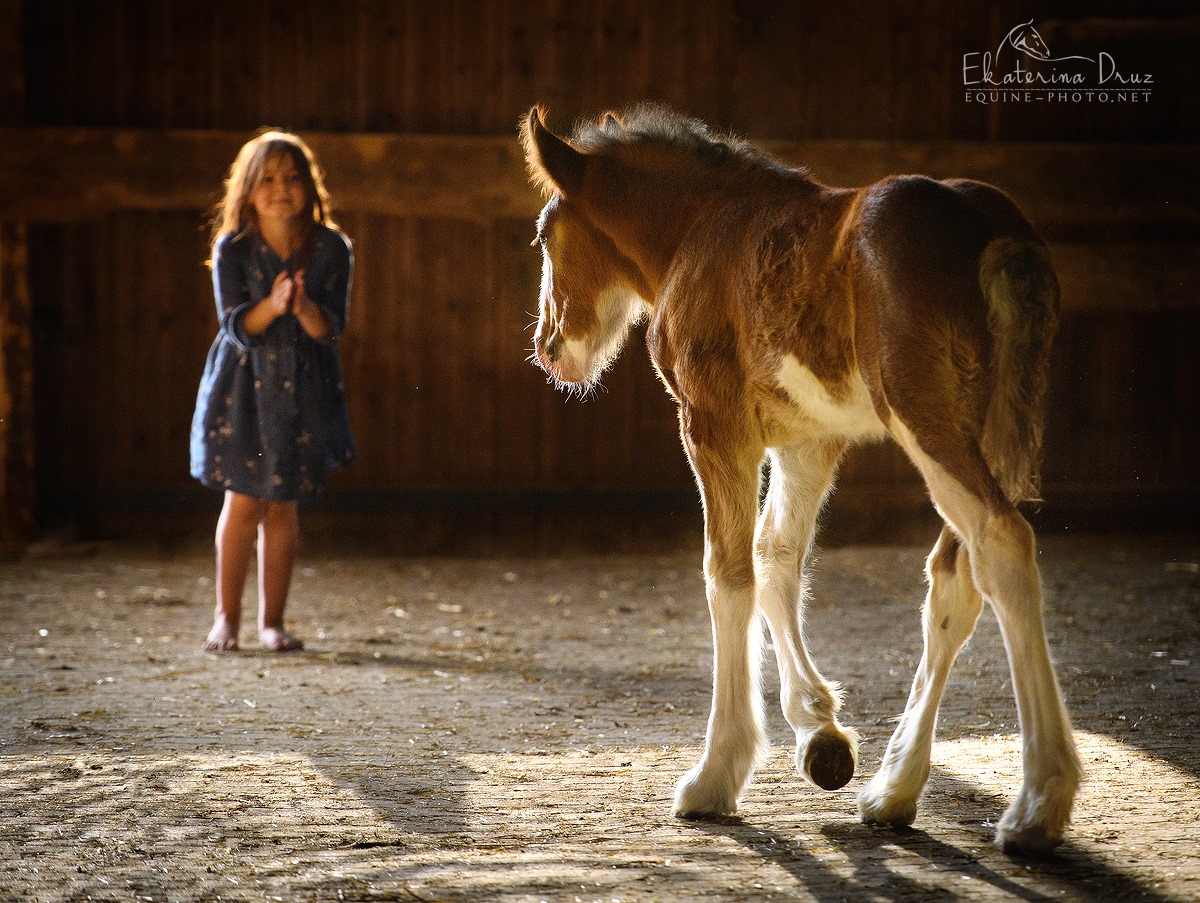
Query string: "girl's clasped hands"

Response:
xmin=268 ymin=269 xmax=306 ymax=318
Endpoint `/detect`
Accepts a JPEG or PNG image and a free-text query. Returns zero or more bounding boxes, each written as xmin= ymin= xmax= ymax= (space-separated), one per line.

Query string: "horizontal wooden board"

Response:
xmin=1 ymin=128 xmax=1197 ymax=243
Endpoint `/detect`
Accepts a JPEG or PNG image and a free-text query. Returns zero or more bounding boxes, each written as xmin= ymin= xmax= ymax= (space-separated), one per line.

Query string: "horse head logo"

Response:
xmin=1000 ymin=19 xmax=1093 ymax=64
xmin=1005 ymin=21 xmax=1051 ymax=60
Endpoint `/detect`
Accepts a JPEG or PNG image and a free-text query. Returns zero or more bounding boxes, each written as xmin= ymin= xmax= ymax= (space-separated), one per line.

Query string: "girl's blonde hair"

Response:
xmin=209 ymin=129 xmax=334 ymax=262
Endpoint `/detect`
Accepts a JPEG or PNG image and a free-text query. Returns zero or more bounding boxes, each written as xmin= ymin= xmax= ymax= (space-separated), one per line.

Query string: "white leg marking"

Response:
xmin=755 ymin=444 xmax=859 ymax=790
xmin=674 ymin=578 xmax=764 ymax=817
xmin=858 ymin=527 xmax=983 ymax=826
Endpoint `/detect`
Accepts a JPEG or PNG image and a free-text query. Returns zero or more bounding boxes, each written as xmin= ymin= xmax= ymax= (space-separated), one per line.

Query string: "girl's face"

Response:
xmin=250 ymin=152 xmax=308 ymax=228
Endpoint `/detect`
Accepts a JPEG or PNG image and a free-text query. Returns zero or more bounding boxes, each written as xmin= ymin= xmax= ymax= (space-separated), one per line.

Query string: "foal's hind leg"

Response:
xmin=858 ymin=526 xmax=983 ymax=825
xmin=886 ymin=422 xmax=1081 ymax=854
xmin=756 ymin=441 xmax=859 ymax=791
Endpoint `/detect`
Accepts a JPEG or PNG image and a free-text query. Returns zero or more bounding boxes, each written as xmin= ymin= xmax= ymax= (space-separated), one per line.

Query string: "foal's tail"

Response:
xmin=978 ymin=237 xmax=1060 ymax=503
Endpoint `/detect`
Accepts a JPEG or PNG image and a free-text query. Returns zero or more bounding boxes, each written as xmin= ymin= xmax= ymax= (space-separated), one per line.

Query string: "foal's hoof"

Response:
xmin=857 ymin=785 xmax=918 ymax=827
xmin=996 ymin=824 xmax=1061 ymax=857
xmin=992 ymin=772 xmax=1077 ymax=856
xmin=673 ymin=762 xmax=741 ymax=818
xmin=798 ymin=726 xmax=858 ymax=791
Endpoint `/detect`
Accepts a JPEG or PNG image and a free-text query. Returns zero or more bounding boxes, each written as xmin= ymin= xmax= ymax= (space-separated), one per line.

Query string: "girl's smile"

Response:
xmin=252 ymin=154 xmax=307 ymax=225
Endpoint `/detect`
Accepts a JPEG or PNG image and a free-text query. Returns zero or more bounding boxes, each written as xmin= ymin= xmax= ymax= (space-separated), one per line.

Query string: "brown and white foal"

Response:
xmin=521 ymin=104 xmax=1080 ymax=854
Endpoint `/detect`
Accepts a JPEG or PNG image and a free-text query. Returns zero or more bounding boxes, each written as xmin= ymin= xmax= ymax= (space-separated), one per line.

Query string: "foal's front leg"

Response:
xmin=673 ymin=436 xmax=765 ymax=818
xmin=755 ymin=442 xmax=859 ymax=792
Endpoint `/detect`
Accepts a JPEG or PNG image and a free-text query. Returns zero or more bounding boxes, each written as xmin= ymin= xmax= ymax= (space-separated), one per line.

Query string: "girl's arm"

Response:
xmin=292 ymin=231 xmax=353 ymax=341
xmin=213 ymin=235 xmax=290 ymax=347
xmin=291 ymin=278 xmax=332 ymax=340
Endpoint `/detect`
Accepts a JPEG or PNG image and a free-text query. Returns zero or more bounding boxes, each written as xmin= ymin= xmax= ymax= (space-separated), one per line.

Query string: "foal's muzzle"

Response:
xmin=537 ymin=332 xmax=563 ymax=365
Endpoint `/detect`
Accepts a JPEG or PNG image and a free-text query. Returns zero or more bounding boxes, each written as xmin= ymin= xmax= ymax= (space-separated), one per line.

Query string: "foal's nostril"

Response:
xmin=545 ymin=334 xmax=563 ymax=363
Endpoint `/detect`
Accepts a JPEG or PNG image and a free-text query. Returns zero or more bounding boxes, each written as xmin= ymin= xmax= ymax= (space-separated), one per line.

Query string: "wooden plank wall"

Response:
xmin=17 ymin=0 xmax=1196 ymax=140
xmin=3 ymin=0 xmax=1197 ymax=542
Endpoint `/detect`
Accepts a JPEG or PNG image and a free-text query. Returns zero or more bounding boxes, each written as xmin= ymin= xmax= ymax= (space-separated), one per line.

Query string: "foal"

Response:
xmin=521 ymin=104 xmax=1080 ymax=854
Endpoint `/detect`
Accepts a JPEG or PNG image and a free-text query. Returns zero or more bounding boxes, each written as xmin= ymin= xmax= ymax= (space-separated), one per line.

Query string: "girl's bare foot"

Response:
xmin=259 ymin=626 xmax=304 ymax=652
xmin=204 ymin=615 xmax=240 ymax=652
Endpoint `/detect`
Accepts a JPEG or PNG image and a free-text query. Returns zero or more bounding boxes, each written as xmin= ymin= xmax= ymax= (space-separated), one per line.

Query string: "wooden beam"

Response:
xmin=0 ymin=0 xmax=22 ymax=125
xmin=0 ymin=128 xmax=1196 ymax=240
xmin=0 ymin=128 xmax=538 ymax=225
xmin=0 ymin=2 xmax=31 ymax=548
xmin=309 ymin=133 xmax=540 ymax=224
xmin=765 ymin=140 xmax=1200 ymax=242
xmin=0 ymin=222 xmax=34 ymax=546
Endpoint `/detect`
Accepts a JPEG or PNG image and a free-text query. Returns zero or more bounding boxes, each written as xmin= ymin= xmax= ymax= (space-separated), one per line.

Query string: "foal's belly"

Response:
xmin=771 ymin=354 xmax=888 ymax=442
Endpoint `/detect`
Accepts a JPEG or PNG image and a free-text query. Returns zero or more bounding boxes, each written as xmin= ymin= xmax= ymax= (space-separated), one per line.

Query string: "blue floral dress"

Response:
xmin=190 ymin=224 xmax=356 ymax=501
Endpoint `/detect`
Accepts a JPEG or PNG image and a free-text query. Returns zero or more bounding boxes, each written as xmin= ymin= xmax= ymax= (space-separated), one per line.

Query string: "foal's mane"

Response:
xmin=571 ymin=103 xmax=799 ymax=180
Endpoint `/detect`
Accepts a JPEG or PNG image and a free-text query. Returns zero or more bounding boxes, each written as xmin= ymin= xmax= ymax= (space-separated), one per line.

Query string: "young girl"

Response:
xmin=191 ymin=130 xmax=355 ymax=652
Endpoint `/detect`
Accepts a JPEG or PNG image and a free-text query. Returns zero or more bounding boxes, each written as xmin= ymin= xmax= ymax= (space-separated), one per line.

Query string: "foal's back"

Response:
xmin=691 ymin=171 xmax=1044 ymax=449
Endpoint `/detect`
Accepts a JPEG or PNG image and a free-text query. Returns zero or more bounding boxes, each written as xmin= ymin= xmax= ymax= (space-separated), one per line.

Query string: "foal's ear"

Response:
xmin=521 ymin=106 xmax=586 ymax=197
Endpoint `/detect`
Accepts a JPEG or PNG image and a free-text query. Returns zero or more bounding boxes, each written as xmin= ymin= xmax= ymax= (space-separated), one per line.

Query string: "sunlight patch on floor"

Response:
xmin=4 ymin=737 xmax=1197 ymax=901
xmin=933 ymin=730 xmax=1200 ymax=855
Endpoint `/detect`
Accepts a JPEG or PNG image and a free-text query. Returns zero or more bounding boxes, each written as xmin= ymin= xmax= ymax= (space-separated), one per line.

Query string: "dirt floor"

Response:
xmin=2 ymin=528 xmax=1198 ymax=902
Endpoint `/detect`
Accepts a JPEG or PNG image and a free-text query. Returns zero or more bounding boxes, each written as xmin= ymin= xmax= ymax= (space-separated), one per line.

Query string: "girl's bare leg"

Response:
xmin=258 ymin=500 xmax=303 ymax=651
xmin=205 ymin=491 xmax=262 ymax=652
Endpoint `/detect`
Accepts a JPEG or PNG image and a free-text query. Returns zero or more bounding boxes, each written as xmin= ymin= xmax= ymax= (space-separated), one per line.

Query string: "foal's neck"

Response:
xmin=585 ymin=169 xmax=708 ymax=296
